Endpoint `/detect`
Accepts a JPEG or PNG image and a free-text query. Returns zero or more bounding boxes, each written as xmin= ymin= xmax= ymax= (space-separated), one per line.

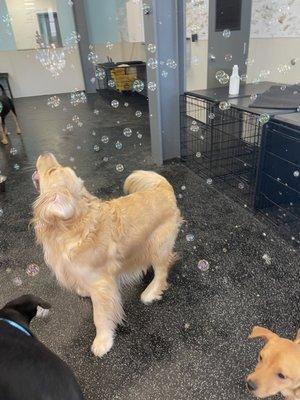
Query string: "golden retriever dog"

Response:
xmin=246 ymin=326 xmax=300 ymax=400
xmin=32 ymin=153 xmax=182 ymax=357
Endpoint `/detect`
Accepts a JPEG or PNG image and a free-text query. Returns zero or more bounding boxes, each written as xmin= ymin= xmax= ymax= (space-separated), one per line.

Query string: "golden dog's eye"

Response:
xmin=277 ymin=373 xmax=286 ymax=379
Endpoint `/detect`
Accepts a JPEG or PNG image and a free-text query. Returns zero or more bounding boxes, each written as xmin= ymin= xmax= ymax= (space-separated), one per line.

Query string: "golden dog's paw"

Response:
xmin=141 ymin=289 xmax=163 ymax=305
xmin=91 ymin=335 xmax=114 ymax=357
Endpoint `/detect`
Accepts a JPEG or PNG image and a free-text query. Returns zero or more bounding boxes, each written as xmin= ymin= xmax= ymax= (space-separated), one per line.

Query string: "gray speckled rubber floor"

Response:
xmin=0 ymin=92 xmax=299 ymax=400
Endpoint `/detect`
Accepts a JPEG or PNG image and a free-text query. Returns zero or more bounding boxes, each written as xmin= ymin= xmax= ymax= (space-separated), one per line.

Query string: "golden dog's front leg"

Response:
xmin=90 ymin=275 xmax=123 ymax=357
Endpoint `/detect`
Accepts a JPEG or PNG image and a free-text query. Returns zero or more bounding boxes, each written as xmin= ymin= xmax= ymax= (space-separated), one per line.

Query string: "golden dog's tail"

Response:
xmin=124 ymin=170 xmax=173 ymax=195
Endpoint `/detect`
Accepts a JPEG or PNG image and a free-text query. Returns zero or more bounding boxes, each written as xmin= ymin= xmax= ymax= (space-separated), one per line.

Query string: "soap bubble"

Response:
xmin=90 ymin=77 xmax=96 ymax=84
xmin=190 ymin=123 xmax=199 ymax=132
xmin=94 ymin=109 xmax=99 ymax=115
xmin=148 ymin=82 xmax=157 ymax=91
xmin=293 ymin=170 xmax=299 ymax=177
xmin=0 ymin=208 xmax=3 ymax=217
xmin=87 ymin=51 xmax=99 ymax=64
xmin=116 ymin=164 xmax=124 ymax=173
xmin=147 ymin=58 xmax=158 ymax=69
xmin=67 ymin=0 xmax=73 ymax=6
xmin=91 ymin=130 xmax=96 ymax=136
xmin=291 ymin=58 xmax=297 ymax=66
xmin=262 ymin=253 xmax=271 ymax=265
xmin=277 ymin=64 xmax=291 ymax=74
xmin=259 ymin=114 xmax=270 ymax=125
xmin=66 ymin=124 xmax=73 ymax=132
xmin=240 ymin=74 xmax=247 ymax=82
xmin=219 ymin=101 xmax=230 ymax=111
xmin=166 ymin=59 xmax=177 ymax=69
xmin=106 ymin=41 xmax=113 ymax=50
xmin=101 ymin=135 xmax=109 ymax=144
xmin=93 ymin=145 xmax=100 ymax=152
xmin=47 ymin=95 xmax=61 ymax=108
xmin=245 ymin=58 xmax=254 ymax=66
xmin=137 ymin=132 xmax=143 ymax=139
xmin=224 ymin=53 xmax=232 ymax=62
xmin=161 ymin=70 xmax=168 ymax=78
xmin=95 ymin=67 xmax=106 ymax=80
xmin=72 ymin=115 xmax=80 ymax=123
xmin=115 ymin=141 xmax=123 ymax=150
xmin=208 ymin=113 xmax=215 ymax=120
xmin=102 ymin=156 xmax=109 ymax=162
xmin=26 ymin=263 xmax=40 ymax=277
xmin=10 ymin=148 xmax=17 ymax=155
xmin=280 ymin=85 xmax=287 ymax=91
xmin=195 ymin=152 xmax=201 ymax=158
xmin=197 ymin=259 xmax=210 ymax=271
xmin=36 ymin=46 xmax=66 ymax=78
xmin=219 ymin=74 xmax=229 ymax=84
xmin=215 ymin=70 xmax=225 ymax=80
xmin=65 ymin=31 xmax=81 ymax=53
xmin=70 ymin=157 xmax=75 ymax=162
xmin=132 ymin=79 xmax=144 ymax=92
xmin=147 ymin=43 xmax=156 ymax=53
xmin=70 ymin=90 xmax=87 ymax=106
xmin=111 ymin=100 xmax=119 ymax=108
xmin=250 ymin=94 xmax=257 ymax=102
xmin=124 ymin=102 xmax=129 ymax=108
xmin=238 ymin=182 xmax=245 ymax=190
xmin=13 ymin=164 xmax=20 ymax=171
xmin=206 ymin=178 xmax=213 ymax=185
xmin=12 ymin=277 xmax=22 ymax=286
xmin=123 ymin=128 xmax=132 ymax=137
xmin=108 ymin=79 xmax=115 ymax=88
xmin=135 ymin=110 xmax=142 ymax=118
xmin=186 ymin=234 xmax=195 ymax=242
xmin=222 ymin=29 xmax=231 ymax=38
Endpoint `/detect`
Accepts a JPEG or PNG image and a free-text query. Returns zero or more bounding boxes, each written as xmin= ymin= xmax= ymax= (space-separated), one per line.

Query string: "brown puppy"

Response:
xmin=32 ymin=153 xmax=182 ymax=357
xmin=246 ymin=326 xmax=300 ymax=400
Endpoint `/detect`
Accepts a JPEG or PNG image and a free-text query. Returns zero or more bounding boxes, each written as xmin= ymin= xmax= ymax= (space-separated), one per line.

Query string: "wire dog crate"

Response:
xmin=180 ymin=93 xmax=300 ymax=246
xmin=180 ymin=94 xmax=262 ymax=209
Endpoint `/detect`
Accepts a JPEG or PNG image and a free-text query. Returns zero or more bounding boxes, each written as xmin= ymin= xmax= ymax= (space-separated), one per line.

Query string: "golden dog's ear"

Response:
xmin=45 ymin=192 xmax=76 ymax=220
xmin=249 ymin=326 xmax=278 ymax=342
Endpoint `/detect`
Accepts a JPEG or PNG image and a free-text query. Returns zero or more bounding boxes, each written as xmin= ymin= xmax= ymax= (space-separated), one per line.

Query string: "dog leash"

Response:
xmin=0 ymin=318 xmax=32 ymax=337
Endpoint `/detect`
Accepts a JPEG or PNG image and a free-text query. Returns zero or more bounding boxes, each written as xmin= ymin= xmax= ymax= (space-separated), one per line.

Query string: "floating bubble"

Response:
xmin=238 ymin=182 xmax=245 ymax=190
xmin=197 ymin=259 xmax=210 ymax=271
xmin=132 ymin=79 xmax=144 ymax=92
xmin=94 ymin=109 xmax=99 ymax=115
xmin=93 ymin=145 xmax=100 ymax=152
xmin=115 ymin=141 xmax=123 ymax=150
xmin=70 ymin=90 xmax=87 ymax=106
xmin=66 ymin=123 xmax=74 ymax=132
xmin=76 ymin=145 xmax=81 ymax=150
xmin=103 ymin=156 xmax=109 ymax=162
xmin=36 ymin=306 xmax=49 ymax=319
xmin=215 ymin=70 xmax=225 ymax=80
xmin=70 ymin=157 xmax=75 ymax=162
xmin=124 ymin=102 xmax=129 ymax=108
xmin=142 ymin=4 xmax=151 ymax=14
xmin=95 ymin=67 xmax=106 ymax=80
xmin=13 ymin=163 xmax=20 ymax=171
xmin=123 ymin=128 xmax=132 ymax=137
xmin=166 ymin=59 xmax=177 ymax=69
xmin=12 ymin=277 xmax=22 ymax=286
xmin=219 ymin=101 xmax=230 ymax=111
xmin=222 ymin=29 xmax=231 ymax=38
xmin=10 ymin=148 xmax=17 ymax=156
xmin=72 ymin=115 xmax=80 ymax=123
xmin=0 ymin=208 xmax=3 ymax=217
xmin=293 ymin=170 xmax=299 ymax=177
xmin=137 ymin=132 xmax=143 ymax=139
xmin=219 ymin=74 xmax=229 ymax=84
xmin=135 ymin=110 xmax=142 ymax=118
xmin=26 ymin=263 xmax=40 ymax=277
xmin=206 ymin=178 xmax=213 ymax=185
xmin=67 ymin=0 xmax=73 ymax=6
xmin=208 ymin=113 xmax=215 ymax=120
xmin=106 ymin=41 xmax=113 ymax=50
xmin=259 ymin=70 xmax=270 ymax=79
xmin=91 ymin=130 xmax=96 ymax=136
xmin=0 ymin=102 xmax=2 ymax=113
xmin=245 ymin=58 xmax=254 ymax=66
xmin=161 ymin=70 xmax=168 ymax=78
xmin=250 ymin=94 xmax=257 ymax=102
xmin=111 ymin=100 xmax=119 ymax=108
xmin=184 ymin=323 xmax=190 ymax=330
xmin=87 ymin=51 xmax=99 ymax=65
xmin=90 ymin=77 xmax=96 ymax=84
xmin=186 ymin=234 xmax=195 ymax=242
xmin=36 ymin=46 xmax=66 ymax=78
xmin=240 ymin=74 xmax=247 ymax=82
xmin=224 ymin=53 xmax=232 ymax=62
xmin=148 ymin=82 xmax=157 ymax=91
xmin=65 ymin=31 xmax=81 ymax=53
xmin=147 ymin=58 xmax=158 ymax=69
xmin=190 ymin=123 xmax=199 ymax=132
xmin=291 ymin=58 xmax=297 ymax=66
xmin=116 ymin=164 xmax=124 ymax=173
xmin=147 ymin=43 xmax=156 ymax=53
xmin=195 ymin=152 xmax=201 ymax=158
xmin=101 ymin=136 xmax=109 ymax=144
xmin=108 ymin=80 xmax=115 ymax=88
xmin=277 ymin=64 xmax=291 ymax=74
xmin=280 ymin=85 xmax=287 ymax=91
xmin=262 ymin=253 xmax=271 ymax=265
xmin=181 ymin=185 xmax=186 ymax=191
xmin=47 ymin=95 xmax=61 ymax=108
xmin=259 ymin=114 xmax=270 ymax=125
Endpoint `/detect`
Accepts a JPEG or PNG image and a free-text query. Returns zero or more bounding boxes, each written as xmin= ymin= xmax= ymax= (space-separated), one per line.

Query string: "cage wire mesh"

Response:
xmin=180 ymin=94 xmax=299 ymax=247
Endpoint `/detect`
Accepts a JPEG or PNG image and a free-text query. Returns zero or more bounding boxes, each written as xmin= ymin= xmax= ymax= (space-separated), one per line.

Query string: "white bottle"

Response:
xmin=229 ymin=64 xmax=240 ymax=96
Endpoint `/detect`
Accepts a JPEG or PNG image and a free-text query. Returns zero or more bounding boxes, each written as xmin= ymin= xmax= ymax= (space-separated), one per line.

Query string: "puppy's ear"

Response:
xmin=45 ymin=192 xmax=75 ymax=220
xmin=249 ymin=326 xmax=278 ymax=342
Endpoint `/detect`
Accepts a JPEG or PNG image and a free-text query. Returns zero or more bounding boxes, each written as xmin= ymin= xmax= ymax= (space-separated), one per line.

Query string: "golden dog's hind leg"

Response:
xmin=90 ymin=274 xmax=123 ymax=357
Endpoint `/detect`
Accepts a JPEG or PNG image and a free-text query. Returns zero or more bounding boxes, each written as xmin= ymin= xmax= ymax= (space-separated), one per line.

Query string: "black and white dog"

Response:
xmin=0 ymin=84 xmax=21 ymax=145
xmin=0 ymin=294 xmax=84 ymax=400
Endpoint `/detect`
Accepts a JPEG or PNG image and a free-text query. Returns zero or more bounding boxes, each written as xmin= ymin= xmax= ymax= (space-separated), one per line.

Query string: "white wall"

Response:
xmin=0 ymin=49 xmax=84 ymax=97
